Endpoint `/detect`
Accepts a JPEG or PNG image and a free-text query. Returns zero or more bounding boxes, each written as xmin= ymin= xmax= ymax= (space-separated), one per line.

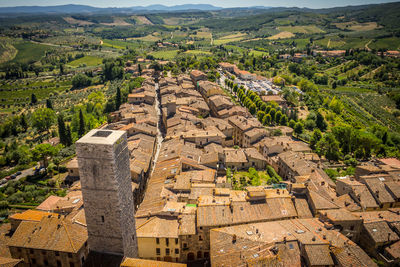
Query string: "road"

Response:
xmin=0 ymin=166 xmax=37 ymax=188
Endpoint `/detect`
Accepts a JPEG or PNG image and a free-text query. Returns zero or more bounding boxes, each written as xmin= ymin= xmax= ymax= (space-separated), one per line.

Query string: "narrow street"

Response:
xmin=150 ymin=80 xmax=164 ymax=176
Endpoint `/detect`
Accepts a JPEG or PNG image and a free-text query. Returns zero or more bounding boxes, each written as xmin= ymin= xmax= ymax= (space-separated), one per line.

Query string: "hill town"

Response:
xmin=0 ymin=1 xmax=400 ymax=267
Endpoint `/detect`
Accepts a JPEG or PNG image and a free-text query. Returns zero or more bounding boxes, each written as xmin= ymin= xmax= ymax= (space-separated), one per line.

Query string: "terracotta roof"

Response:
xmin=224 ymin=149 xmax=247 ymax=163
xmin=362 ymin=176 xmax=395 ymax=204
xmin=136 ymin=216 xmax=179 ymax=238
xmin=353 ymin=210 xmax=400 ymax=223
xmin=121 ymin=257 xmax=187 ymax=267
xmin=178 ymin=214 xmax=196 ymax=236
xmin=308 ymin=190 xmax=340 ymax=211
xmin=363 ymin=221 xmax=399 ymax=244
xmin=379 ymin=158 xmax=400 ymax=169
xmin=0 ymin=257 xmax=22 ymax=267
xmin=8 ymin=216 xmax=87 ymax=253
xmin=36 ymin=195 xmax=63 ymax=212
xmin=210 ymin=218 xmax=376 ymax=267
xmin=294 ymin=198 xmax=313 ymax=219
xmin=384 ymin=240 xmax=400 ymax=259
xmin=9 ymin=210 xmax=58 ymax=222
xmin=304 ymin=244 xmax=334 ymax=266
xmin=197 ymin=198 xmax=297 ymax=228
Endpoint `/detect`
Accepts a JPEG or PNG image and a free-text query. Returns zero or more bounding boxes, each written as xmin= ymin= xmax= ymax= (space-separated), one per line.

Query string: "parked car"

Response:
xmin=10 ymin=174 xmax=17 ymax=180
xmin=0 ymin=179 xmax=7 ymax=185
xmin=4 ymin=176 xmax=11 ymax=181
xmin=16 ymin=171 xmax=22 ymax=176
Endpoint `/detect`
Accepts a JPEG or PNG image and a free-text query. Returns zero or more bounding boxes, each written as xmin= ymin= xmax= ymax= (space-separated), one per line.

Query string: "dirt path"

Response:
xmin=365 ymin=39 xmax=373 ymax=51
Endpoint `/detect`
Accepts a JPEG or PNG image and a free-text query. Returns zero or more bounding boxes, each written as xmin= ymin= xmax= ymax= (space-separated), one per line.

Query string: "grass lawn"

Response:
xmin=232 ymin=170 xmax=272 ymax=190
xmin=67 ymin=56 xmax=103 ymax=67
xmin=150 ymin=49 xmax=179 ymax=60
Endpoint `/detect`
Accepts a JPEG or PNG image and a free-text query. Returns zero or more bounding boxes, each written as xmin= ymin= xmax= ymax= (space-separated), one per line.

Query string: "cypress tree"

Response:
xmin=66 ymin=125 xmax=72 ymax=146
xmin=20 ymin=113 xmax=28 ymax=132
xmin=46 ymin=99 xmax=53 ymax=109
xmin=78 ymin=110 xmax=85 ymax=137
xmin=57 ymin=115 xmax=67 ymax=146
xmin=31 ymin=93 xmax=37 ymax=105
xmin=115 ymin=87 xmax=121 ymax=110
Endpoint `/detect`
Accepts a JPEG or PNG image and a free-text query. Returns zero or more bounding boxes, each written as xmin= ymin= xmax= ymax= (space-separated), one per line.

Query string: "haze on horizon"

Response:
xmin=0 ymin=0 xmax=399 ymax=9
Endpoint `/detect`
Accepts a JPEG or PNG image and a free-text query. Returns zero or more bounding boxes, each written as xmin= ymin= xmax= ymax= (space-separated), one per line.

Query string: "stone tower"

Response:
xmin=76 ymin=129 xmax=138 ymax=257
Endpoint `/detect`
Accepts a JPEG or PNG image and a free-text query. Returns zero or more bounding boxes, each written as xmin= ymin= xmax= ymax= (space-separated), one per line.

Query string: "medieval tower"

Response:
xmin=76 ymin=129 xmax=138 ymax=257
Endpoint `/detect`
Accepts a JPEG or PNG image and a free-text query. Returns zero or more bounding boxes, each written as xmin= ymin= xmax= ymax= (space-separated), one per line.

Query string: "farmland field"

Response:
xmin=267 ymin=31 xmax=295 ymax=40
xmin=11 ymin=41 xmax=55 ymax=64
xmin=150 ymin=49 xmax=179 ymax=60
xmin=278 ymin=25 xmax=324 ymax=34
xmin=67 ymin=56 xmax=103 ymax=67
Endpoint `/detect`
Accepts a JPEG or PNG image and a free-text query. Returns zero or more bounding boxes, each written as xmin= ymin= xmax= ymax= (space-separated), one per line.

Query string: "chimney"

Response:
xmin=232 ymin=234 xmax=237 ymax=244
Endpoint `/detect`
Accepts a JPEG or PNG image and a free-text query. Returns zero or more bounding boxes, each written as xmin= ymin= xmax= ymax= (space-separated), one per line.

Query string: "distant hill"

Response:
xmin=0 ymin=4 xmax=223 ymax=15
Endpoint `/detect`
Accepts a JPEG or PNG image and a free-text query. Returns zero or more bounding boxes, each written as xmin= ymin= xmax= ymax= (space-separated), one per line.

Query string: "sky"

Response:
xmin=0 ymin=0 xmax=398 ymax=8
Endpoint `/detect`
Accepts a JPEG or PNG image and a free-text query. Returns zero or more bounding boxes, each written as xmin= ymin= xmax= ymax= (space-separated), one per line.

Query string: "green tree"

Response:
xmin=32 ymin=143 xmax=59 ymax=168
xmin=32 ymin=108 xmax=55 ymax=132
xmin=103 ymin=61 xmax=123 ymax=81
xmin=275 ymin=111 xmax=282 ymax=125
xmin=316 ymin=112 xmax=327 ymax=131
xmin=72 ymin=73 xmax=92 ymax=89
xmin=46 ymin=99 xmax=53 ymax=109
xmin=116 ymin=87 xmax=122 ymax=110
xmin=57 ymin=115 xmax=67 ymax=146
xmin=280 ymin=115 xmax=288 ymax=126
xmin=289 ymin=119 xmax=296 ymax=129
xmin=310 ymin=129 xmax=322 ymax=149
xmin=65 ymin=125 xmax=72 ymax=146
xmin=317 ymin=133 xmax=341 ymax=162
xmin=78 ymin=110 xmax=85 ymax=137
xmin=249 ymin=104 xmax=257 ymax=115
xmin=262 ymin=114 xmax=271 ymax=126
xmin=31 ymin=93 xmax=38 ymax=105
xmin=20 ymin=113 xmax=28 ymax=132
xmin=294 ymin=122 xmax=304 ymax=136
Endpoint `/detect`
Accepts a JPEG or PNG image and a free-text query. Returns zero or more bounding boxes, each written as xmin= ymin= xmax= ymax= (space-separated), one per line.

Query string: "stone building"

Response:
xmin=8 ymin=215 xmax=88 ymax=267
xmin=76 ymin=130 xmax=138 ymax=257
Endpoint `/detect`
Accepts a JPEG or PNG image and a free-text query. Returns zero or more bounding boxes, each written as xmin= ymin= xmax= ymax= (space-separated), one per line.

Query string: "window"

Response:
xmin=350 ymin=225 xmax=354 ymax=231
xmin=68 ymin=253 xmax=72 ymax=258
xmin=55 ymin=251 xmax=60 ymax=256
xmin=166 ymin=248 xmax=170 ymax=255
xmin=44 ymin=259 xmax=48 ymax=265
xmin=175 ymin=249 xmax=179 ymax=254
xmin=30 ymin=249 xmax=34 ymax=255
xmin=156 ymin=238 xmax=160 ymax=244
xmin=32 ymin=259 xmax=36 ymax=264
xmin=175 ymin=238 xmax=178 ymax=245
xmin=101 ymin=216 xmax=105 ymax=223
xmin=156 ymin=248 xmax=160 ymax=255
xmin=57 ymin=261 xmax=61 ymax=267
xmin=166 ymin=238 xmax=169 ymax=246
xmin=199 ymin=235 xmax=203 ymax=241
xmin=70 ymin=263 xmax=75 ymax=267
xmin=42 ymin=251 xmax=46 ymax=255
xmin=183 ymin=243 xmax=187 ymax=248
